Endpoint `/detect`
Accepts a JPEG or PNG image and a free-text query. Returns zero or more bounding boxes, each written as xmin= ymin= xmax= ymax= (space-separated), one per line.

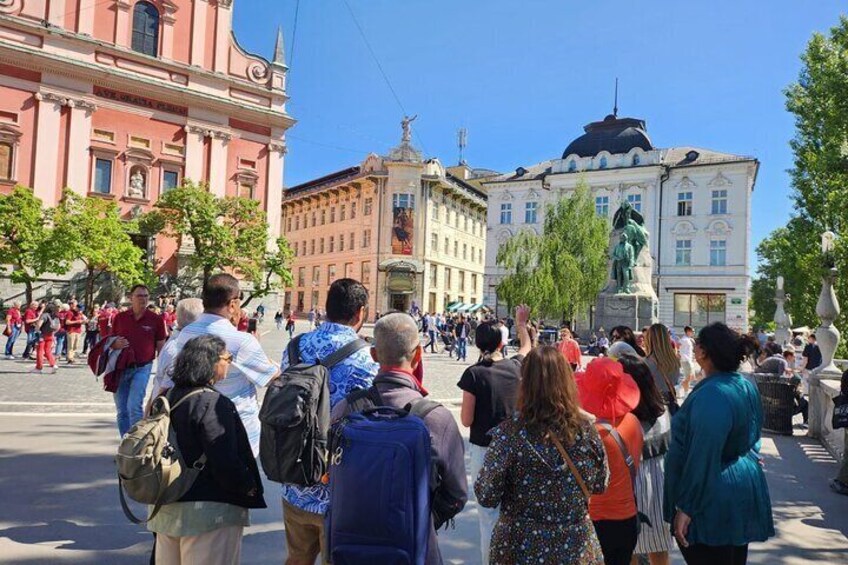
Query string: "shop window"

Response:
xmin=674 ymin=294 xmax=726 ymax=328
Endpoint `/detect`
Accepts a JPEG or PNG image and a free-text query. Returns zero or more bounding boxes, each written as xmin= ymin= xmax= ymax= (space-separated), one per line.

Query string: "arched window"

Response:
xmin=132 ymin=2 xmax=160 ymax=57
xmin=632 ymin=154 xmax=641 ymax=166
xmin=599 ymin=156 xmax=608 ymax=169
xmin=568 ymin=160 xmax=576 ymax=172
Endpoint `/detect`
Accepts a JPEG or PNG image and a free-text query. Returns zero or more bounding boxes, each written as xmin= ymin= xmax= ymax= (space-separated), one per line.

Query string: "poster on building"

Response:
xmin=392 ymin=206 xmax=414 ymax=255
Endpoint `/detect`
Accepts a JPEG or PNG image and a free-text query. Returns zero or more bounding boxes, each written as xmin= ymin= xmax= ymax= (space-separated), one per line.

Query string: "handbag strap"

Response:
xmin=548 ymin=432 xmax=591 ymax=501
xmin=597 ymin=420 xmax=637 ymax=485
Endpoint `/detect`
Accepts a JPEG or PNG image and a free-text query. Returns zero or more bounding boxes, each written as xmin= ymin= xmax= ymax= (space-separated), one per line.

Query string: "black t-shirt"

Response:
xmin=803 ymin=343 xmax=822 ymax=370
xmin=457 ymin=355 xmax=523 ymax=447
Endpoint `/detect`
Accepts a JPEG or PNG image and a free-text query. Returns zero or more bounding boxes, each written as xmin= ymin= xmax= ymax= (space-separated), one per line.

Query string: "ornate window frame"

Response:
xmin=0 ymin=122 xmax=22 ymax=185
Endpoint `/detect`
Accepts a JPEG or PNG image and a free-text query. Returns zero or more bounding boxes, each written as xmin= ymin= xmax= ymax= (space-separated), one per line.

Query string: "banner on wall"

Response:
xmin=391 ymin=207 xmax=414 ymax=255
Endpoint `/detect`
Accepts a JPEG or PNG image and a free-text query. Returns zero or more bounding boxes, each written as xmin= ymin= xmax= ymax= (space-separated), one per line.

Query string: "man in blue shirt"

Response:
xmin=279 ymin=279 xmax=378 ymax=565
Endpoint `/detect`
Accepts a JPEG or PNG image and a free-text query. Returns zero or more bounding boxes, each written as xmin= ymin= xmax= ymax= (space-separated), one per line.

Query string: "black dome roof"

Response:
xmin=562 ymin=115 xmax=653 ymax=159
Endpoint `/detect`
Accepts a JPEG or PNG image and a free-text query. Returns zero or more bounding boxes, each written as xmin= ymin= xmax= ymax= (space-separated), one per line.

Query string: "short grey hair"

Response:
xmin=175 ymin=298 xmax=204 ymax=329
xmin=373 ymin=313 xmax=421 ymax=366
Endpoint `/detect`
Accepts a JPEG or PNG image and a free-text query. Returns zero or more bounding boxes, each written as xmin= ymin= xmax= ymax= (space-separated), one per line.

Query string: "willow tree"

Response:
xmin=496 ymin=181 xmax=609 ymax=323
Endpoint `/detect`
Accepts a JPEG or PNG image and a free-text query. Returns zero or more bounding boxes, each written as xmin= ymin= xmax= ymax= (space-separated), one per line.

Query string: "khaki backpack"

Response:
xmin=116 ymin=388 xmax=208 ymax=524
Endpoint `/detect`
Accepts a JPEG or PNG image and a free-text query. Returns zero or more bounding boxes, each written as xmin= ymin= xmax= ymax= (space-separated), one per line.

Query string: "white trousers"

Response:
xmin=468 ymin=443 xmax=500 ymax=564
xmin=155 ymin=525 xmax=243 ymax=565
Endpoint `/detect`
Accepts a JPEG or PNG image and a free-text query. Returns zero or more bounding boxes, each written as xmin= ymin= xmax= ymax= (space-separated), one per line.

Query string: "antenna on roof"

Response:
xmin=613 ymin=78 xmax=619 ymax=118
xmin=457 ymin=127 xmax=468 ymax=165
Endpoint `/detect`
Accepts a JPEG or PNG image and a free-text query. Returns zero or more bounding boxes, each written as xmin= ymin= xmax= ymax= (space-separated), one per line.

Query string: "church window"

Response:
xmin=0 ymin=142 xmax=13 ymax=181
xmin=568 ymin=160 xmax=577 ymax=172
xmin=632 ymin=154 xmax=641 ymax=166
xmin=162 ymin=169 xmax=179 ymax=193
xmin=93 ymin=158 xmax=113 ymax=194
xmin=131 ymin=2 xmax=160 ymax=58
xmin=238 ymin=183 xmax=254 ymax=199
xmin=599 ymin=156 xmax=608 ymax=169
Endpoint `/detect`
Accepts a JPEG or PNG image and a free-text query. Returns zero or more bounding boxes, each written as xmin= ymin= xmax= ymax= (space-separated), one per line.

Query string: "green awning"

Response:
xmin=446 ymin=302 xmax=465 ymax=312
xmin=467 ymin=304 xmax=484 ymax=313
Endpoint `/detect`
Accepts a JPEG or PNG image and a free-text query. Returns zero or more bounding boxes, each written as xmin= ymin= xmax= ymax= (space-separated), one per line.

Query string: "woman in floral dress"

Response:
xmin=475 ymin=345 xmax=609 ymax=564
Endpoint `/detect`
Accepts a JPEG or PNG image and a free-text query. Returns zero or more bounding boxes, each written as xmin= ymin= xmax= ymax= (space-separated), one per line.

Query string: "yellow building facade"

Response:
xmin=281 ymin=133 xmax=488 ymax=318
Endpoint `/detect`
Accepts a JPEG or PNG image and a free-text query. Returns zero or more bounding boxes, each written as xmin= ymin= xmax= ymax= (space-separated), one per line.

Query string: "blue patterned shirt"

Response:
xmin=279 ymin=322 xmax=379 ymax=515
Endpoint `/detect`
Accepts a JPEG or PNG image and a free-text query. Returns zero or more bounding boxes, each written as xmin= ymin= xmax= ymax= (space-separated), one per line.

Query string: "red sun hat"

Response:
xmin=576 ymin=357 xmax=641 ymax=421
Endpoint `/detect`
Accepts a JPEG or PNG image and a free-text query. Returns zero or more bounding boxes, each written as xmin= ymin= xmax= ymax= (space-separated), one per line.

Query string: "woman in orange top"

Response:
xmin=577 ymin=357 xmax=644 ymax=565
xmin=557 ymin=327 xmax=582 ymax=371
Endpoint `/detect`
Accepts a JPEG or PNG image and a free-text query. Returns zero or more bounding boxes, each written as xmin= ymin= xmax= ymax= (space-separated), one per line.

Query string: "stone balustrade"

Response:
xmin=808 ymin=372 xmax=846 ymax=465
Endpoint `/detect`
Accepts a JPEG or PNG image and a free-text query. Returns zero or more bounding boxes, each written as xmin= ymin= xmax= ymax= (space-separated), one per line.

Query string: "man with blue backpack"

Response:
xmin=329 ymin=312 xmax=468 ymax=564
xmin=273 ymin=279 xmax=378 ymax=565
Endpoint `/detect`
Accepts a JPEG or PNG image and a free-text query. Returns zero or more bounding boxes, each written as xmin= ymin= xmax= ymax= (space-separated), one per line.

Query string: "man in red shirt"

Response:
xmin=161 ymin=304 xmax=177 ymax=335
xmin=21 ymin=301 xmax=42 ymax=359
xmin=97 ymin=303 xmax=117 ymax=338
xmin=4 ymin=302 xmax=23 ymax=359
xmin=64 ymin=299 xmax=85 ymax=364
xmin=110 ymin=285 xmax=167 ymax=436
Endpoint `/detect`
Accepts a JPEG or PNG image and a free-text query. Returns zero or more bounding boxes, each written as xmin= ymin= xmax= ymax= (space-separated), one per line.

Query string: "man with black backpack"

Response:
xmin=276 ymin=279 xmax=378 ymax=565
xmin=329 ymin=312 xmax=468 ymax=565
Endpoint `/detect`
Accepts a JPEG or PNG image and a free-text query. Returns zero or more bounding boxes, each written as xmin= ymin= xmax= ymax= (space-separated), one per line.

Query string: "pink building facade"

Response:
xmin=0 ymin=0 xmax=292 ymax=276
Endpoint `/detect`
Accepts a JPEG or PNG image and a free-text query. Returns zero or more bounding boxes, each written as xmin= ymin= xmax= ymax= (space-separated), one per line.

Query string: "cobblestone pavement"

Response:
xmin=1 ymin=319 xmax=847 ymax=563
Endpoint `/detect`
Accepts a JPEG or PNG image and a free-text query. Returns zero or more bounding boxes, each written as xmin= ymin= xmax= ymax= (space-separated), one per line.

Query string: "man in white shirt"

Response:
xmin=498 ymin=318 xmax=510 ymax=356
xmin=679 ymin=325 xmax=697 ymax=393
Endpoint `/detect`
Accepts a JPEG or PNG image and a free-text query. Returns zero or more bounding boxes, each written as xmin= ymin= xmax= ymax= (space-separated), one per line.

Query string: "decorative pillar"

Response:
xmin=66 ymin=99 xmax=97 ymax=196
xmin=78 ymin=0 xmax=95 ymax=35
xmin=32 ymin=93 xmax=64 ymax=207
xmin=208 ymin=131 xmax=231 ymax=197
xmin=161 ymin=3 xmax=179 ymax=60
xmin=190 ymin=0 xmax=208 ymax=67
xmin=266 ymin=141 xmax=287 ymax=246
xmin=114 ymin=0 xmax=132 ymax=48
xmin=214 ymin=0 xmax=233 ymax=73
xmin=183 ymin=125 xmax=206 ymax=183
xmin=773 ymin=275 xmax=791 ymax=346
xmin=48 ymin=0 xmax=66 ymax=28
xmin=809 ymin=231 xmax=841 ymax=439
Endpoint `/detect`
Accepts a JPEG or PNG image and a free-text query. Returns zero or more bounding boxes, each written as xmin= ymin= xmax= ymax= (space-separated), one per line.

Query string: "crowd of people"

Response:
xmin=7 ymin=276 xmax=846 ymax=564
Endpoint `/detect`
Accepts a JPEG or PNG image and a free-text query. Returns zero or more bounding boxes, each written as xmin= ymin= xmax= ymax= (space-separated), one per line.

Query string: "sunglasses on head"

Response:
xmin=219 ymin=352 xmax=234 ymax=363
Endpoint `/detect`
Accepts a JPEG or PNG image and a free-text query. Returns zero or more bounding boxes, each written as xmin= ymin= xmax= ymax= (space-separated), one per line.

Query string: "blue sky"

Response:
xmin=233 ymin=0 xmax=846 ymax=262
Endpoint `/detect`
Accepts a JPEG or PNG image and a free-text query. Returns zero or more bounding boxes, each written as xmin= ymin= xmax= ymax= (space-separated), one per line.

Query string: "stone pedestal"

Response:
xmin=594 ymin=293 xmax=658 ymax=333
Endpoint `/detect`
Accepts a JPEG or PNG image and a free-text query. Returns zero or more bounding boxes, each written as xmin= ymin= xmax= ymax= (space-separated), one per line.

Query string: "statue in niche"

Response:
xmin=128 ymin=169 xmax=146 ymax=199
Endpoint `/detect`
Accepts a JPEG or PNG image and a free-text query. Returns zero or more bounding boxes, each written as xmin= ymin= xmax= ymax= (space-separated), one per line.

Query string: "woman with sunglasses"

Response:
xmin=147 ymin=335 xmax=266 ymax=564
xmin=664 ymin=323 xmax=774 ymax=565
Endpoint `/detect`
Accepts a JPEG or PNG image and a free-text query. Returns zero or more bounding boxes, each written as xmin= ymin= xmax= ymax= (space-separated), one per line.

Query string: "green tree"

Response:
xmin=54 ymin=191 xmax=148 ymax=308
xmin=754 ymin=16 xmax=848 ymax=338
xmin=0 ymin=186 xmax=73 ymax=304
xmin=146 ymin=181 xmax=293 ymax=302
xmin=496 ymin=181 xmax=609 ymax=323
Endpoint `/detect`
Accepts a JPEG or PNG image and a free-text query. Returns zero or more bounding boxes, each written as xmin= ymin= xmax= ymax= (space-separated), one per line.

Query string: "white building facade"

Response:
xmin=483 ymin=114 xmax=757 ymax=333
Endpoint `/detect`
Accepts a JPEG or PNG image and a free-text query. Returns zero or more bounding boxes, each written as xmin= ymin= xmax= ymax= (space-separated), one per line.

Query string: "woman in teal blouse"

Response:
xmin=664 ymin=322 xmax=774 ymax=565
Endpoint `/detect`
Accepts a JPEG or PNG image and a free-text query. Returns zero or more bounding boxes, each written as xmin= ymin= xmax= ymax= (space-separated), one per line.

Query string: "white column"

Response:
xmin=214 ymin=1 xmax=232 ymax=73
xmin=48 ymin=0 xmax=66 ymax=28
xmin=161 ymin=12 xmax=176 ymax=60
xmin=183 ymin=126 xmax=206 ymax=183
xmin=266 ymin=142 xmax=286 ymax=246
xmin=66 ymin=100 xmax=96 ymax=196
xmin=78 ymin=0 xmax=95 ymax=34
xmin=190 ymin=0 xmax=208 ymax=67
xmin=32 ymin=93 xmax=64 ymax=207
xmin=208 ymin=133 xmax=230 ymax=197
